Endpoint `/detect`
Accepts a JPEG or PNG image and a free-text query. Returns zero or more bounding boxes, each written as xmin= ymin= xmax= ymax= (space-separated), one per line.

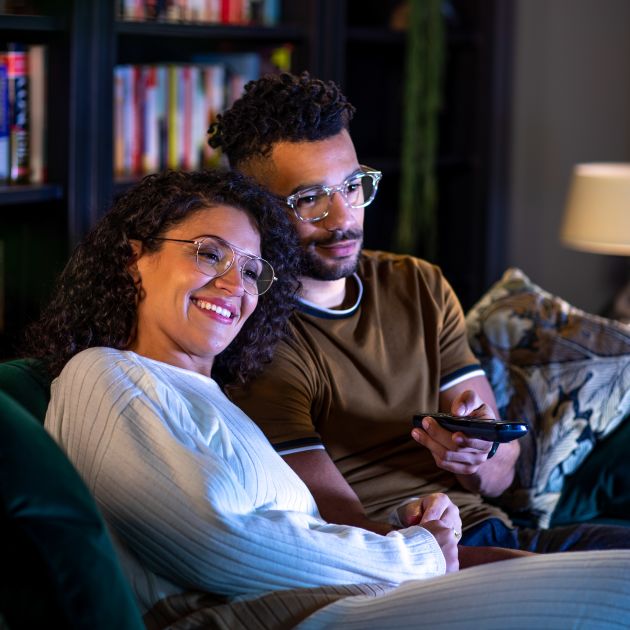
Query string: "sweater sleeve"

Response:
xmin=45 ymin=349 xmax=446 ymax=598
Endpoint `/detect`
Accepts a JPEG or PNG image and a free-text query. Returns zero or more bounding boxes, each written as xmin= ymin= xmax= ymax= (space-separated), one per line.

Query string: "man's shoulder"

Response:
xmin=359 ymin=249 xmax=445 ymax=287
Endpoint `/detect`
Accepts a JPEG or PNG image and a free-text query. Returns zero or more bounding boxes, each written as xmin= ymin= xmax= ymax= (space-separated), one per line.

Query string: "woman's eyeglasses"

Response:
xmin=152 ymin=235 xmax=277 ymax=296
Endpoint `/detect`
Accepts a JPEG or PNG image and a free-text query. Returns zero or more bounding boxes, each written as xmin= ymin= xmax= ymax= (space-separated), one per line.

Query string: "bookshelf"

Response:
xmin=0 ymin=0 xmax=512 ymax=358
xmin=0 ymin=3 xmax=70 ymax=357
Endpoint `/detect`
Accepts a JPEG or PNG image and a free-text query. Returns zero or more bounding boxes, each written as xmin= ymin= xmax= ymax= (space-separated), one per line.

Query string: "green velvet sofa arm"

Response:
xmin=0 ymin=359 xmax=144 ymax=629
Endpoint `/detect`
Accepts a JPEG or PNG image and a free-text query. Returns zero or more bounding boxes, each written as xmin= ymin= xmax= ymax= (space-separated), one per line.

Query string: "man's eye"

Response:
xmin=296 ymin=190 xmax=326 ymax=207
xmin=297 ymin=196 xmax=318 ymax=207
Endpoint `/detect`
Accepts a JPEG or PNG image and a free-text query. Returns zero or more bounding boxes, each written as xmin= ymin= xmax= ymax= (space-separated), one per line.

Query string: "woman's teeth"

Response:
xmin=193 ymin=299 xmax=233 ymax=318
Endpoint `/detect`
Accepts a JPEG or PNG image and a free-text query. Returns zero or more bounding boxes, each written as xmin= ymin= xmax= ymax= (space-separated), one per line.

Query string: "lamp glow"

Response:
xmin=561 ymin=163 xmax=630 ymax=255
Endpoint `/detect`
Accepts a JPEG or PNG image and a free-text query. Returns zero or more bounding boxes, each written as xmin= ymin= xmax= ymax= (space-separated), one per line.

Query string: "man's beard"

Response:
xmin=300 ymin=228 xmax=363 ymax=281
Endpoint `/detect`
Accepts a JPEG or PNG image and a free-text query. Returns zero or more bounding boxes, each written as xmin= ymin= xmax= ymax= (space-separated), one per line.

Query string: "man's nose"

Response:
xmin=320 ymin=190 xmax=356 ymax=232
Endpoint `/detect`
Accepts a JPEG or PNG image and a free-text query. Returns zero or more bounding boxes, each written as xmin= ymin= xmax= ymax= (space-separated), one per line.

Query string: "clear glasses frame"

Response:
xmin=285 ymin=165 xmax=383 ymax=223
xmin=151 ymin=235 xmax=277 ymax=296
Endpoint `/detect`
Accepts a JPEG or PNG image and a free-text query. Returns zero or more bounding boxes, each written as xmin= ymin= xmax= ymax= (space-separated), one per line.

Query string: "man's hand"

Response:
xmin=421 ymin=520 xmax=460 ymax=573
xmin=396 ymin=493 xmax=462 ymax=536
xmin=411 ymin=390 xmax=498 ymax=475
xmin=411 ymin=383 xmax=520 ymax=496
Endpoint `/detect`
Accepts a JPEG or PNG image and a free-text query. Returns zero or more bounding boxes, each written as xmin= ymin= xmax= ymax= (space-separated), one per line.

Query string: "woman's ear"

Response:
xmin=128 ymin=239 xmax=144 ymax=284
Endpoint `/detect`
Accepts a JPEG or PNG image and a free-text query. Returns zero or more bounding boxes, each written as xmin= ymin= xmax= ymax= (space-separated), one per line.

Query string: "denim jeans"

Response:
xmin=460 ymin=517 xmax=630 ymax=551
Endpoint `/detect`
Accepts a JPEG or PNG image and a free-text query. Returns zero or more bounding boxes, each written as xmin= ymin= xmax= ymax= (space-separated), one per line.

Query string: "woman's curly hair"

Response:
xmin=208 ymin=71 xmax=356 ymax=168
xmin=22 ymin=169 xmax=300 ymax=384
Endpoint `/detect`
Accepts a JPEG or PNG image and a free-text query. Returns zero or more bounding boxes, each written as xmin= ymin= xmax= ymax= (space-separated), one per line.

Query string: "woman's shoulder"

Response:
xmin=58 ymin=347 xmax=133 ymax=381
xmin=53 ymin=348 xmax=159 ymax=400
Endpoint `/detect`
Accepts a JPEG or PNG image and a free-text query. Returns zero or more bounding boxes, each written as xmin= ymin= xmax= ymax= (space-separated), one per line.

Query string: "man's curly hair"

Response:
xmin=208 ymin=71 xmax=356 ymax=168
xmin=23 ymin=169 xmax=300 ymax=384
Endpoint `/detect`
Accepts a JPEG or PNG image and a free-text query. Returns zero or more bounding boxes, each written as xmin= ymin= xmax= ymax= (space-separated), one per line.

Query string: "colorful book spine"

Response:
xmin=203 ymin=63 xmax=225 ymax=166
xmin=0 ymin=54 xmax=9 ymax=183
xmin=113 ymin=54 xmax=266 ymax=176
xmin=28 ymin=44 xmax=46 ymax=184
xmin=113 ymin=66 xmax=126 ymax=177
xmin=166 ymin=64 xmax=179 ymax=169
xmin=131 ymin=64 xmax=144 ymax=175
xmin=142 ymin=66 xmax=159 ymax=173
xmin=118 ymin=0 xmax=279 ymax=25
xmin=7 ymin=43 xmax=29 ymax=184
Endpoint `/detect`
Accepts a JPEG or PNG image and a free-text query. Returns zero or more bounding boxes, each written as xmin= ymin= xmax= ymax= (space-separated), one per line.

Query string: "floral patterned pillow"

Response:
xmin=466 ymin=268 xmax=630 ymax=527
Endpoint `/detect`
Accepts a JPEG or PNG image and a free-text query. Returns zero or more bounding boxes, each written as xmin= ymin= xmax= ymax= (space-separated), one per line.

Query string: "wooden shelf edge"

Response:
xmin=116 ymin=20 xmax=305 ymax=42
xmin=0 ymin=184 xmax=64 ymax=205
xmin=0 ymin=13 xmax=67 ymax=32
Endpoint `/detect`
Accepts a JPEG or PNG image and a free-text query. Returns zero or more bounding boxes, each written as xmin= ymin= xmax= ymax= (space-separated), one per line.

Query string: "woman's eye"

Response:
xmin=243 ymin=268 xmax=259 ymax=281
xmin=199 ymin=250 xmax=221 ymax=264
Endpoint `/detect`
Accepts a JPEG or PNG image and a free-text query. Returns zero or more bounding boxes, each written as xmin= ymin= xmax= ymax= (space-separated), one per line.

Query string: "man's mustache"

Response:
xmin=310 ymin=229 xmax=363 ymax=248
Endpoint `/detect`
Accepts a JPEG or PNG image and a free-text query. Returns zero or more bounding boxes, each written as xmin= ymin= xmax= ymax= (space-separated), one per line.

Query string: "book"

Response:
xmin=7 ymin=43 xmax=29 ymax=184
xmin=113 ymin=66 xmax=126 ymax=177
xmin=166 ymin=64 xmax=179 ymax=169
xmin=28 ymin=44 xmax=46 ymax=184
xmin=113 ymin=55 xmax=262 ymax=175
xmin=203 ymin=63 xmax=226 ymax=167
xmin=117 ymin=0 xmax=279 ymax=25
xmin=142 ymin=66 xmax=159 ymax=173
xmin=0 ymin=54 xmax=9 ymax=183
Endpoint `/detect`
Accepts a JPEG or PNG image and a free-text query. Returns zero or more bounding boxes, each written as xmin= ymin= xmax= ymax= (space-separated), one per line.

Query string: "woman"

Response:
xmin=28 ymin=170 xmax=630 ymax=629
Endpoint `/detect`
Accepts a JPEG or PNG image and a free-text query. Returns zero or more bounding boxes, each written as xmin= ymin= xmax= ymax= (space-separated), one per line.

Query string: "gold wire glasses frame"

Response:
xmin=152 ymin=235 xmax=277 ymax=296
xmin=285 ymin=165 xmax=383 ymax=223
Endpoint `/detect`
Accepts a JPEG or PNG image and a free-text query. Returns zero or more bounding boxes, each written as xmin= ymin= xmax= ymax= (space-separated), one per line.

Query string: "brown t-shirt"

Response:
xmin=229 ymin=251 xmax=511 ymax=529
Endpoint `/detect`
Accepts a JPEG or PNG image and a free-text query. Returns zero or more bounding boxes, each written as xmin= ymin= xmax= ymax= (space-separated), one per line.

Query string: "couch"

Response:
xmin=1 ymin=269 xmax=629 ymax=626
xmin=0 ymin=359 xmax=144 ymax=629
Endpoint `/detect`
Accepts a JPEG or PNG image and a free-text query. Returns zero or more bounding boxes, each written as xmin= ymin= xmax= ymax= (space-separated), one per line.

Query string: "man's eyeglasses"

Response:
xmin=285 ymin=166 xmax=382 ymax=223
xmin=151 ymin=235 xmax=277 ymax=296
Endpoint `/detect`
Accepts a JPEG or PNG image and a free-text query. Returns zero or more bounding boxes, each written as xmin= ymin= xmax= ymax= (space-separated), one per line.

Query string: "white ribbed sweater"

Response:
xmin=45 ymin=347 xmax=444 ymax=612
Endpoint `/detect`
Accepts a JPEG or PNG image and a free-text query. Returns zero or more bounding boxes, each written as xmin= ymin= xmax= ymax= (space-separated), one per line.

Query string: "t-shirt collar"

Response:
xmin=297 ymin=273 xmax=363 ymax=319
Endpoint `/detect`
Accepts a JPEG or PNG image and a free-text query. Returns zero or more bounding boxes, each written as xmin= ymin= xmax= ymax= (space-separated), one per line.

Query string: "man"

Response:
xmin=209 ymin=71 xmax=629 ymax=551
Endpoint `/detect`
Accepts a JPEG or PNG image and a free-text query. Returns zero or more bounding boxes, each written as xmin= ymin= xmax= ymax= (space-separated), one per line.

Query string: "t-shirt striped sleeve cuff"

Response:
xmin=273 ymin=437 xmax=325 ymax=456
xmin=439 ymin=364 xmax=486 ymax=392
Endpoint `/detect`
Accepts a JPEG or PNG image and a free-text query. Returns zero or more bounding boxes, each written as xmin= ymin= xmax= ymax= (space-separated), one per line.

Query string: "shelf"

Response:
xmin=116 ymin=20 xmax=305 ymax=43
xmin=0 ymin=184 xmax=64 ymax=206
xmin=0 ymin=13 xmax=67 ymax=32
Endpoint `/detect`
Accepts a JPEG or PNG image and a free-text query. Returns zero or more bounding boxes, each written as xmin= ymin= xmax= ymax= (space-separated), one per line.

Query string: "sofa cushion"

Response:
xmin=0 ymin=385 xmax=143 ymax=628
xmin=0 ymin=358 xmax=51 ymax=423
xmin=550 ymin=411 xmax=630 ymax=527
xmin=466 ymin=268 xmax=630 ymax=527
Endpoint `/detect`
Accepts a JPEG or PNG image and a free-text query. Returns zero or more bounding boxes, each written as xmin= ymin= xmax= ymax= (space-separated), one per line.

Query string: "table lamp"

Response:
xmin=560 ymin=163 xmax=630 ymax=320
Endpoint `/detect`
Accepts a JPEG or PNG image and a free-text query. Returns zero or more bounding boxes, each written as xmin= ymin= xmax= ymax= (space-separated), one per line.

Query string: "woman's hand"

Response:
xmin=421 ymin=520 xmax=460 ymax=573
xmin=396 ymin=493 xmax=462 ymax=537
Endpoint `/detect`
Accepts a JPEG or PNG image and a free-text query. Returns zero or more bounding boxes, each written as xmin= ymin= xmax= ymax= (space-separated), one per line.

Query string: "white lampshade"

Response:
xmin=561 ymin=163 xmax=630 ymax=255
